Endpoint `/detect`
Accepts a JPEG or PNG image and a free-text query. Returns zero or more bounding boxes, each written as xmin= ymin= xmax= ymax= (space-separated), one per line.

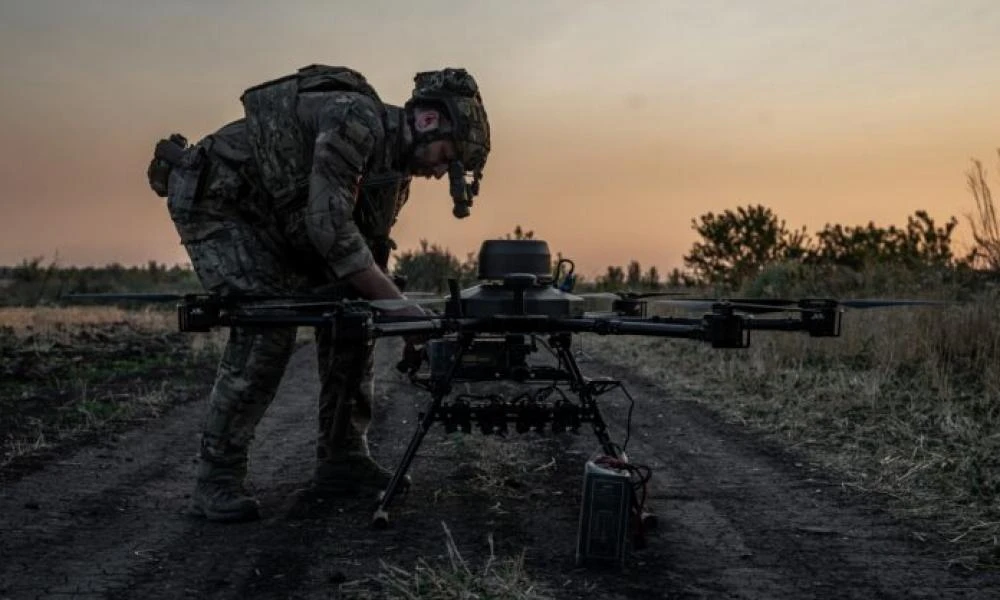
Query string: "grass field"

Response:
xmin=582 ymin=283 xmax=1000 ymax=568
xmin=0 ymin=306 xmax=226 ymax=472
xmin=5 ymin=269 xmax=1000 ymax=587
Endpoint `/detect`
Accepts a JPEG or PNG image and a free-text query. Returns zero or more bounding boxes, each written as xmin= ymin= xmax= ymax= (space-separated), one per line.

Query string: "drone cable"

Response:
xmin=619 ymin=384 xmax=637 ymax=453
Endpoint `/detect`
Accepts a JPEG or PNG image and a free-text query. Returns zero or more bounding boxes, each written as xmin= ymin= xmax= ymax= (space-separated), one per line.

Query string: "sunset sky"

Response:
xmin=2 ymin=1 xmax=999 ymax=277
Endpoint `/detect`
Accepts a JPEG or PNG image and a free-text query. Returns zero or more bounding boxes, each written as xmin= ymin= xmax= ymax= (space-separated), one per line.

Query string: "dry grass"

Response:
xmin=377 ymin=522 xmax=552 ymax=600
xmin=1 ymin=306 xmax=225 ymax=470
xmin=581 ymin=289 xmax=1000 ymax=567
xmin=431 ymin=430 xmax=559 ymax=504
xmin=0 ymin=306 xmax=177 ymax=335
xmin=0 ymin=306 xmax=229 ymax=354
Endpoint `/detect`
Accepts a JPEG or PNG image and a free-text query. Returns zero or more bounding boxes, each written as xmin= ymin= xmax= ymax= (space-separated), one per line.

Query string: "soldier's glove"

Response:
xmin=396 ymin=340 xmax=426 ymax=374
xmin=382 ymin=303 xmax=432 ymax=357
xmin=146 ymin=133 xmax=189 ymax=198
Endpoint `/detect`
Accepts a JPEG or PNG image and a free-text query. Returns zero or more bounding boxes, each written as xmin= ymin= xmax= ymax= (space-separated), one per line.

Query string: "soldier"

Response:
xmin=146 ymin=65 xmax=490 ymax=522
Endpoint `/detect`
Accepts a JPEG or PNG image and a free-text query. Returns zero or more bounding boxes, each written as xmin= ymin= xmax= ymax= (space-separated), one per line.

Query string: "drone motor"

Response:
xmin=799 ymin=299 xmax=844 ymax=337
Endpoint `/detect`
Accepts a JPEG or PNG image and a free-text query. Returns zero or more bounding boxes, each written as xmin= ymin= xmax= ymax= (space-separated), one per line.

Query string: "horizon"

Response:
xmin=2 ymin=1 xmax=999 ymax=279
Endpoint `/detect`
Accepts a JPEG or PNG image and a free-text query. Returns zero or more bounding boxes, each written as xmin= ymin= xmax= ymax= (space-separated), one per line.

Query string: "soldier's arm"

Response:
xmin=305 ymin=95 xmax=410 ymax=304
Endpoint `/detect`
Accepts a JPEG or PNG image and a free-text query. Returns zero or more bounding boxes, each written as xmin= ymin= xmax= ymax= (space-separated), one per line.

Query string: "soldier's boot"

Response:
xmin=309 ymin=454 xmax=410 ymax=498
xmin=189 ymin=459 xmax=260 ymax=522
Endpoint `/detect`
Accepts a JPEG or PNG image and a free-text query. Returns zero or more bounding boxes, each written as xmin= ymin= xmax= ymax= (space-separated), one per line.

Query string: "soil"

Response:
xmin=0 ymin=322 xmax=217 ymax=483
xmin=2 ymin=336 xmax=1000 ymax=599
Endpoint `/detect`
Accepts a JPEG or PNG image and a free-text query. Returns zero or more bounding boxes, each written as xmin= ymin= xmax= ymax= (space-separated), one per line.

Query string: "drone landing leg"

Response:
xmin=371 ymin=390 xmax=445 ymax=528
xmin=554 ymin=345 xmax=623 ymax=457
xmin=588 ymin=397 xmax=621 ymax=458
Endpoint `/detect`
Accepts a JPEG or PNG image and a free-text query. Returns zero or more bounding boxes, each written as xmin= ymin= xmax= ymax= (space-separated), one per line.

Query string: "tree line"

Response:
xmin=392 ymin=153 xmax=1000 ymax=293
xmin=4 ymin=152 xmax=999 ymax=302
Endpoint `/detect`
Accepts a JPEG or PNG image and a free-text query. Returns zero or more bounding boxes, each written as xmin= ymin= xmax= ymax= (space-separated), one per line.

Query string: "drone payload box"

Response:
xmin=575 ymin=456 xmax=632 ymax=568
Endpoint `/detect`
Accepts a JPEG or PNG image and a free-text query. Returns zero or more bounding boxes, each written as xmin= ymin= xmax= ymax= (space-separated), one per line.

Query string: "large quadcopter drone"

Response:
xmin=65 ymin=239 xmax=942 ymax=534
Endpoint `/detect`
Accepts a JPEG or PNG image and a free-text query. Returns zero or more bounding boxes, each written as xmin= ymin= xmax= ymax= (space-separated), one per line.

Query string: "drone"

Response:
xmin=63 ymin=239 xmax=945 ymax=537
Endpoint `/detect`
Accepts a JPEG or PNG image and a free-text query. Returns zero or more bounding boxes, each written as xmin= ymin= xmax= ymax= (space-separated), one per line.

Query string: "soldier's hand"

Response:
xmin=388 ymin=304 xmax=427 ymax=320
xmin=380 ymin=303 xmax=431 ymax=347
xmin=396 ymin=339 xmax=426 ymax=374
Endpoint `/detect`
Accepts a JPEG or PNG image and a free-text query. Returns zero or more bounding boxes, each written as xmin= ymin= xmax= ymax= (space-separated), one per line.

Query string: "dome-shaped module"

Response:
xmin=457 ymin=239 xmax=584 ymax=318
xmin=477 ymin=239 xmax=552 ymax=281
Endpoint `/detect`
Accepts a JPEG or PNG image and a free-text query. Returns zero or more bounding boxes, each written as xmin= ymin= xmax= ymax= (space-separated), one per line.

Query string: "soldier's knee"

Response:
xmin=222 ymin=327 xmax=298 ymax=373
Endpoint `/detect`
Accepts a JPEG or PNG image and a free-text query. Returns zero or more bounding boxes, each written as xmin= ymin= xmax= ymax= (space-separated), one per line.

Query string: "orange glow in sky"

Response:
xmin=2 ymin=1 xmax=999 ymax=277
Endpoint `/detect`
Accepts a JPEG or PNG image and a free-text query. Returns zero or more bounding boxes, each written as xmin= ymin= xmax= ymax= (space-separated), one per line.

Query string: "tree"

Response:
xmin=642 ymin=265 xmax=660 ymax=290
xmin=683 ymin=204 xmax=809 ymax=286
xmin=808 ymin=211 xmax=958 ymax=269
xmin=666 ymin=268 xmax=697 ymax=288
xmin=504 ymin=225 xmax=534 ymax=240
xmin=595 ymin=265 xmax=625 ymax=290
xmin=391 ymin=240 xmax=476 ymax=293
xmin=626 ymin=260 xmax=642 ymax=288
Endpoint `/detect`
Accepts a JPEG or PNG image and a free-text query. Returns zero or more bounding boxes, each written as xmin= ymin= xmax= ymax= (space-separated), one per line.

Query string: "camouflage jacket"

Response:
xmin=207 ymin=70 xmax=412 ymax=277
xmin=293 ymin=92 xmax=412 ymax=276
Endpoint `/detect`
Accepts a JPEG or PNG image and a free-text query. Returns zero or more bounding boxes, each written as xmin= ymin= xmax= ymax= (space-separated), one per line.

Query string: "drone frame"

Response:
xmin=60 ymin=232 xmax=953 ymax=553
xmin=103 ymin=276 xmax=847 ymax=535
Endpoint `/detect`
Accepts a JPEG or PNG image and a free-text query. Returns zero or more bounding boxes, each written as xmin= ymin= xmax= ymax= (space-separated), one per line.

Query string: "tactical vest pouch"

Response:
xmin=146 ymin=134 xmax=189 ymax=198
xmin=240 ymin=65 xmax=383 ymax=207
xmin=241 ymin=78 xmax=307 ymax=207
xmin=165 ymin=147 xmax=207 ymax=221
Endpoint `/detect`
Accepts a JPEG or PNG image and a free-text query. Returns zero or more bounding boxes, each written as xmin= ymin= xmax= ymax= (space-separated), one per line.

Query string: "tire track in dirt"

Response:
xmin=0 ymin=339 xmax=549 ymax=599
xmin=0 ymin=397 xmax=205 ymax=599
xmin=0 ymin=343 xmax=322 ymax=600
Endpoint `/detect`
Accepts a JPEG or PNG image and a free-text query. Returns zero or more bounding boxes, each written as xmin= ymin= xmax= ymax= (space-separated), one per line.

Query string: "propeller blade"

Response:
xmin=576 ymin=292 xmax=624 ymax=301
xmin=655 ymin=297 xmax=950 ymax=313
xmin=659 ymin=297 xmax=798 ymax=307
xmin=237 ymin=294 xmax=447 ymax=312
xmin=652 ymin=299 xmax=812 ymax=314
xmin=837 ymin=299 xmax=951 ymax=309
xmin=61 ymin=292 xmax=186 ymax=302
xmin=368 ymin=298 xmax=447 ymax=311
xmin=631 ymin=291 xmax=694 ymax=299
xmin=577 ymin=291 xmax=691 ymax=301
xmin=238 ymin=300 xmax=343 ymax=311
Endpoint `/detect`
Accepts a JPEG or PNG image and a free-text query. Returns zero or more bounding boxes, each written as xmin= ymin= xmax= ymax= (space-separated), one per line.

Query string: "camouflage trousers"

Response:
xmin=166 ymin=145 xmax=377 ymax=471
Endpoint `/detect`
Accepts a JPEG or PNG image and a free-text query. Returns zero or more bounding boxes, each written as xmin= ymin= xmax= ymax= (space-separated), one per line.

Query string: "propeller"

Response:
xmin=369 ymin=297 xmax=447 ymax=312
xmin=61 ymin=292 xmax=189 ymax=303
xmin=834 ymin=299 xmax=951 ymax=309
xmin=576 ymin=290 xmax=690 ymax=301
xmin=652 ymin=297 xmax=950 ymax=315
xmin=651 ymin=299 xmax=818 ymax=314
xmin=61 ymin=292 xmax=447 ymax=313
xmin=226 ymin=296 xmax=447 ymax=313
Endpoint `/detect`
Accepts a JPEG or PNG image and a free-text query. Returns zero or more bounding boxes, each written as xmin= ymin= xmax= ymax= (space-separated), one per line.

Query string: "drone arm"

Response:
xmin=744 ymin=313 xmax=841 ymax=337
xmin=370 ymin=314 xmax=708 ymax=340
xmin=372 ymin=318 xmax=451 ymax=338
xmin=744 ymin=318 xmax=803 ymax=332
xmin=178 ymin=301 xmax=339 ymax=331
xmin=556 ymin=318 xmax=705 ymax=340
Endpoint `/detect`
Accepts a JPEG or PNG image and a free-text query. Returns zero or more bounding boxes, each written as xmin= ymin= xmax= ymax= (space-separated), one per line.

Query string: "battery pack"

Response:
xmin=575 ymin=456 xmax=632 ymax=568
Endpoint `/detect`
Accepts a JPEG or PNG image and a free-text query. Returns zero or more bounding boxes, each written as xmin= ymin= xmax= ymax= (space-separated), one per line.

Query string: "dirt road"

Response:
xmin=2 ymin=338 xmax=998 ymax=599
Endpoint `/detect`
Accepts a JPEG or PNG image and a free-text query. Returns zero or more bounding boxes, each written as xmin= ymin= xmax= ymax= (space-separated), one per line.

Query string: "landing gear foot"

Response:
xmin=372 ymin=508 xmax=389 ymax=529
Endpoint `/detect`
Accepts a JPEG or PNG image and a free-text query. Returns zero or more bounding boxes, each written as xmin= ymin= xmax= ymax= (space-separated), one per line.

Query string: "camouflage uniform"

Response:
xmin=166 ymin=66 xmax=413 ymax=521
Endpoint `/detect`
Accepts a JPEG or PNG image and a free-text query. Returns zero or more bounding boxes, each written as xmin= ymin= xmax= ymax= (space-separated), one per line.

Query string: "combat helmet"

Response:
xmin=404 ymin=68 xmax=491 ymax=218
